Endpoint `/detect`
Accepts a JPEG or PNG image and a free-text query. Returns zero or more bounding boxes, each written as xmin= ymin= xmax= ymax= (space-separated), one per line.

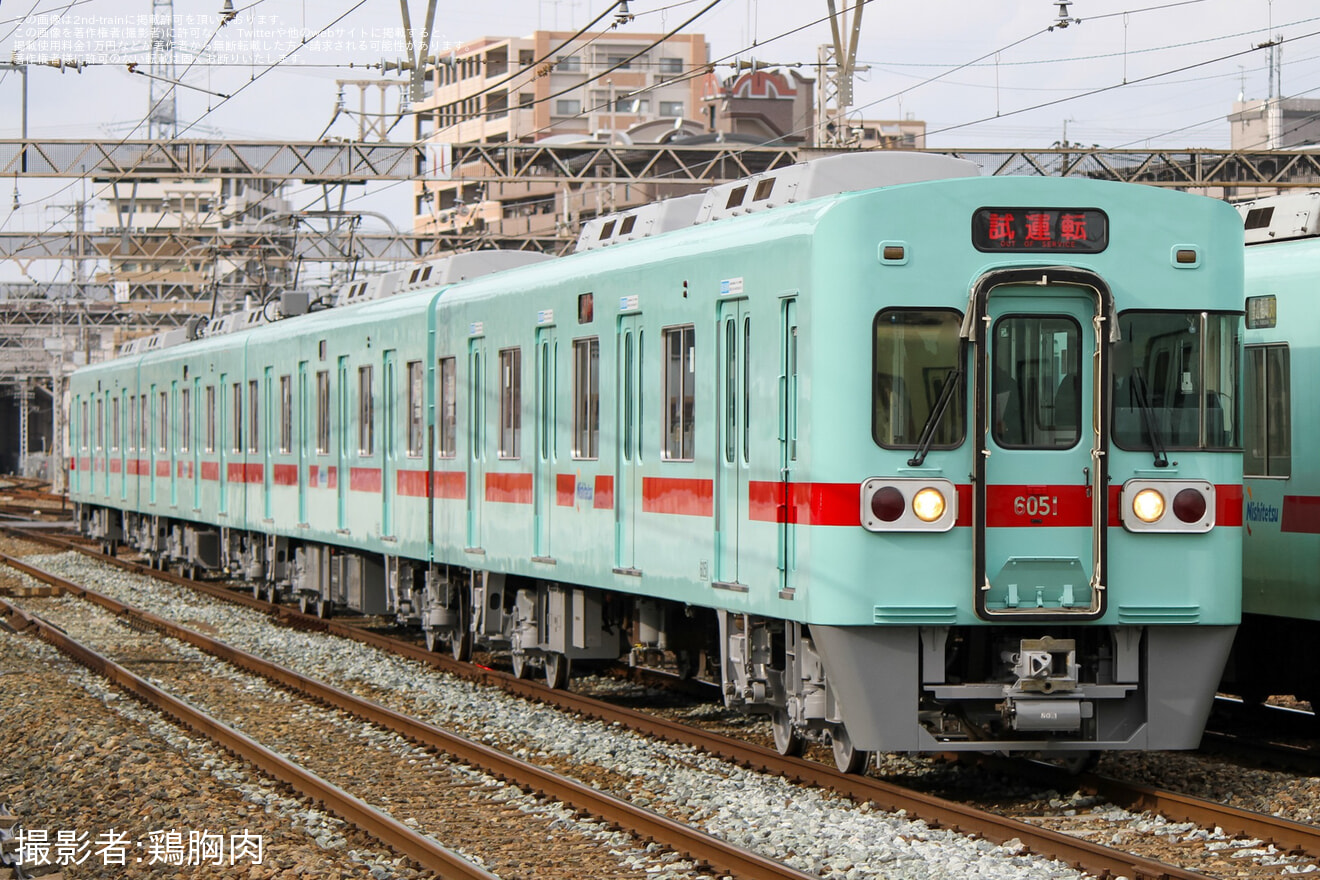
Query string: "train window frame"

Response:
xmin=406 ymin=360 xmax=424 ymax=457
xmin=499 ymin=347 xmax=522 ymax=460
xmin=1244 ymin=343 xmax=1290 ymax=478
xmin=358 ymin=365 xmax=375 ymax=456
xmin=662 ymin=324 xmax=696 ymax=462
xmin=316 ymin=370 xmax=331 ymax=455
xmin=248 ymin=379 xmax=260 ymax=454
xmin=232 ymin=381 xmax=244 ymax=453
xmin=572 ymin=337 xmax=600 ymax=460
xmin=205 ymin=385 xmax=216 ymax=453
xmin=139 ymin=394 xmax=148 ymax=455
xmin=279 ymin=375 xmax=293 ymax=454
xmin=80 ymin=400 xmax=87 ymax=450
xmin=990 ymin=313 xmax=1083 ymax=451
xmin=872 ymin=308 xmax=966 ymax=451
xmin=157 ymin=390 xmax=169 ymax=454
xmin=438 ymin=356 xmax=457 ymax=458
xmin=129 ymin=394 xmax=138 ymax=452
xmin=95 ymin=397 xmax=103 ymax=452
xmin=1110 ymin=309 xmax=1241 ymax=453
xmin=111 ymin=396 xmax=121 ymax=452
xmin=180 ymin=387 xmax=192 ymax=452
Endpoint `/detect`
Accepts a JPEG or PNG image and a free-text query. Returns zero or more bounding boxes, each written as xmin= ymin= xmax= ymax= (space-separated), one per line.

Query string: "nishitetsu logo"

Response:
xmin=1245 ymin=501 xmax=1280 ymax=523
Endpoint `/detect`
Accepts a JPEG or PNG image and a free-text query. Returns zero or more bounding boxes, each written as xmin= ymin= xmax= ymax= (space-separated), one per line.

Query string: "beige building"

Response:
xmin=413 ymin=29 xmax=709 ymax=239
xmin=1229 ymin=97 xmax=1320 ymax=150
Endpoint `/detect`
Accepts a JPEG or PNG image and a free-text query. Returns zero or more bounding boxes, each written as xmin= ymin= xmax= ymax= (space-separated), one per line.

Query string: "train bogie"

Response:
xmin=69 ymin=153 xmax=1245 ymax=766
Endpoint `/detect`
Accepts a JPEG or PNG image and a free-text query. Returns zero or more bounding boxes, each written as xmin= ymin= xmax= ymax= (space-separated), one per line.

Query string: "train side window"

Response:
xmin=438 ymin=357 xmax=457 ymax=458
xmin=873 ymin=309 xmax=964 ymax=449
xmin=181 ymin=388 xmax=192 ymax=452
xmin=406 ymin=360 xmax=424 ymax=457
xmin=204 ymin=385 xmax=216 ymax=453
xmin=158 ymin=391 xmax=169 ymax=453
xmin=316 ymin=370 xmax=331 ymax=454
xmin=111 ymin=397 xmax=121 ymax=452
xmin=231 ymin=382 xmax=243 ymax=453
xmin=1244 ymin=344 xmax=1290 ymax=477
xmin=662 ymin=325 xmax=695 ymax=461
xmin=359 ymin=365 xmax=375 ymax=456
xmin=248 ymin=379 xmax=260 ymax=453
xmin=499 ymin=347 xmax=521 ymax=459
xmin=572 ymin=337 xmax=600 ymax=459
xmin=279 ymin=375 xmax=293 ymax=453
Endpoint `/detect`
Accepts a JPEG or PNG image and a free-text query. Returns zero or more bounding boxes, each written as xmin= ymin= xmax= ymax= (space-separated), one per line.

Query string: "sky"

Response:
xmin=1 ymin=0 xmax=1318 ymax=281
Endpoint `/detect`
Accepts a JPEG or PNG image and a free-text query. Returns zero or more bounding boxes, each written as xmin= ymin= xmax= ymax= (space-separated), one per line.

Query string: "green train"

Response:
xmin=1224 ymin=192 xmax=1320 ymax=708
xmin=69 ymin=153 xmax=1244 ymax=770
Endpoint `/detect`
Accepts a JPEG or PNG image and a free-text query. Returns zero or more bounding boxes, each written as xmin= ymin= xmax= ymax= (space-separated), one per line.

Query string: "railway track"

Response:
xmin=0 ymin=551 xmax=820 ymax=880
xmin=6 ymin=533 xmax=1314 ymax=878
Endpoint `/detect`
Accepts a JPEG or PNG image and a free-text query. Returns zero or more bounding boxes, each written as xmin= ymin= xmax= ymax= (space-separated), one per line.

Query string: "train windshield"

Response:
xmin=1111 ymin=311 xmax=1240 ymax=451
xmin=873 ymin=309 xmax=965 ymax=449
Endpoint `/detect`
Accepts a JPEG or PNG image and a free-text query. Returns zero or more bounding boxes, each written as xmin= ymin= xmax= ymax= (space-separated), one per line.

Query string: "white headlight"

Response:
xmin=912 ymin=487 xmax=946 ymax=523
xmin=1131 ymin=488 xmax=1165 ymax=523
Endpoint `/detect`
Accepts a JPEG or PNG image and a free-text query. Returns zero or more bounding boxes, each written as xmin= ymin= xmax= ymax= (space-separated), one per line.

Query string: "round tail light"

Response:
xmin=870 ymin=486 xmax=905 ymax=522
xmin=1172 ymin=488 xmax=1208 ymax=523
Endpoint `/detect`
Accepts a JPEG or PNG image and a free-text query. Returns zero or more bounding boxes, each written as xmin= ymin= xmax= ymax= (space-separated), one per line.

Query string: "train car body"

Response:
xmin=1223 ymin=192 xmax=1320 ymax=706
xmin=69 ymin=153 xmax=1243 ymax=767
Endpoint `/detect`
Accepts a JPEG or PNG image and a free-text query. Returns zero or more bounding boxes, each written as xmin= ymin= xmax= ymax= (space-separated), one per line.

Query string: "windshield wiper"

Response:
xmin=908 ymin=361 xmax=963 ymax=467
xmin=1130 ymin=367 xmax=1169 ymax=468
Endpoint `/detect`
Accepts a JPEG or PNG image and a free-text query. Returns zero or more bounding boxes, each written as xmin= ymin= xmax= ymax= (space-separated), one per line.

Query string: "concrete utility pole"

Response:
xmin=816 ymin=0 xmax=865 ymax=148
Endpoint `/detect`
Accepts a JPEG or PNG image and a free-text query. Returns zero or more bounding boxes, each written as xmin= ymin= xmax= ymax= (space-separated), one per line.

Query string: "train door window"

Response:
xmin=232 ymin=382 xmax=243 ymax=453
xmin=205 ymin=385 xmax=216 ymax=453
xmin=279 ymin=375 xmax=292 ymax=453
xmin=316 ymin=370 xmax=331 ymax=454
xmin=662 ymin=325 xmax=695 ymax=461
xmin=991 ymin=315 xmax=1081 ymax=449
xmin=499 ymin=347 xmax=521 ymax=459
xmin=128 ymin=395 xmax=138 ymax=452
xmin=94 ymin=398 xmax=102 ymax=451
xmin=572 ymin=337 xmax=599 ymax=459
xmin=111 ymin=397 xmax=121 ymax=451
xmin=80 ymin=400 xmax=87 ymax=450
xmin=873 ymin=309 xmax=964 ymax=449
xmin=359 ymin=365 xmax=375 ymax=456
xmin=1244 ymin=344 xmax=1290 ymax=477
xmin=743 ymin=316 xmax=751 ymax=463
xmin=180 ymin=388 xmax=192 ymax=451
xmin=248 ymin=380 xmax=260 ymax=453
xmin=158 ymin=391 xmax=169 ymax=453
xmin=406 ymin=360 xmax=424 ymax=457
xmin=438 ymin=357 xmax=456 ymax=458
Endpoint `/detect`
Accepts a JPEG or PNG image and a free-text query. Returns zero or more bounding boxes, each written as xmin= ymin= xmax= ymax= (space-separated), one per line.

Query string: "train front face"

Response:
xmin=808 ymin=177 xmax=1243 ymax=753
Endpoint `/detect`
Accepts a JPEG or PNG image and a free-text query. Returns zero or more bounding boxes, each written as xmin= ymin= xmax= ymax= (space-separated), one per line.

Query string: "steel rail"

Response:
xmin=1 ymin=529 xmax=1218 ymax=880
xmin=0 ymin=551 xmax=818 ymax=880
xmin=0 ymin=594 xmax=499 ymax=880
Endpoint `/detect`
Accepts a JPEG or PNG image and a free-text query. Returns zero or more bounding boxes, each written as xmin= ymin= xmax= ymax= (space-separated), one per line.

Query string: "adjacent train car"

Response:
xmin=1223 ymin=192 xmax=1320 ymax=707
xmin=69 ymin=153 xmax=1244 ymax=770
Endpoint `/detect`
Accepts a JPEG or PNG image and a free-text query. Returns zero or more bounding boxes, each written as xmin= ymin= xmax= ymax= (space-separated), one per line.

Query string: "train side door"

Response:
xmin=715 ymin=298 xmax=750 ymax=588
xmin=297 ymin=361 xmax=309 ymax=525
xmin=382 ymin=350 xmax=397 ymax=538
xmin=218 ymin=374 xmax=229 ymax=515
xmin=976 ymin=281 xmax=1106 ymax=618
xmin=168 ymin=381 xmax=179 ymax=508
xmin=533 ymin=327 xmax=557 ymax=559
xmin=614 ymin=314 xmax=642 ymax=573
xmin=778 ymin=297 xmax=799 ymax=596
xmin=263 ymin=368 xmax=273 ymax=520
xmin=336 ymin=356 xmax=349 ymax=529
xmin=148 ymin=387 xmax=158 ymax=505
xmin=466 ymin=337 xmax=486 ymax=550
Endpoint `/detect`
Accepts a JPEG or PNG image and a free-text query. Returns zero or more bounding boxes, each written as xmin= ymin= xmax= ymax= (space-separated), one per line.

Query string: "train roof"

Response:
xmin=1236 ymin=191 xmax=1320 ymax=244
